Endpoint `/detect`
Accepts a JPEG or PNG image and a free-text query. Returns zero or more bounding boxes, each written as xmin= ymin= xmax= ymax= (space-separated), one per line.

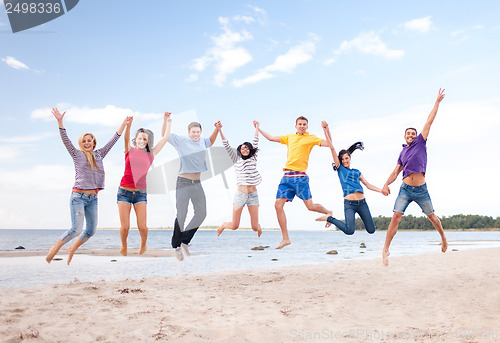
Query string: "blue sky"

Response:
xmin=1 ymin=1 xmax=499 ymax=230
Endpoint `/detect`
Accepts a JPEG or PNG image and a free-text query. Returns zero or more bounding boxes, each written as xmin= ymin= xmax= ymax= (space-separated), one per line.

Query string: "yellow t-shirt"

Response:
xmin=279 ymin=133 xmax=323 ymax=172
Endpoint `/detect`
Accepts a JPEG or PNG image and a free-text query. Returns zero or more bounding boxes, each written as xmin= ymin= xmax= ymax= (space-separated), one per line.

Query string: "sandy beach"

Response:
xmin=1 ymin=248 xmax=499 ymax=343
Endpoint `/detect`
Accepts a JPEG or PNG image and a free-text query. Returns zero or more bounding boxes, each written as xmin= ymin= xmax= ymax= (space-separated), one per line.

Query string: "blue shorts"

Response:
xmin=233 ymin=190 xmax=259 ymax=206
xmin=393 ymin=182 xmax=434 ymax=215
xmin=117 ymin=187 xmax=147 ymax=205
xmin=276 ymin=173 xmax=312 ymax=202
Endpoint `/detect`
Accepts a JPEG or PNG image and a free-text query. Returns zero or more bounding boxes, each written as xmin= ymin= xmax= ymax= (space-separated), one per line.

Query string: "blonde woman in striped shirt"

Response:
xmin=217 ymin=121 xmax=262 ymax=237
xmin=46 ymin=108 xmax=129 ymax=265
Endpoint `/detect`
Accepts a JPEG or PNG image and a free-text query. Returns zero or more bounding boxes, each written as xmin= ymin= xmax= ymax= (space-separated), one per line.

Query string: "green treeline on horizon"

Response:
xmin=356 ymin=214 xmax=500 ymax=231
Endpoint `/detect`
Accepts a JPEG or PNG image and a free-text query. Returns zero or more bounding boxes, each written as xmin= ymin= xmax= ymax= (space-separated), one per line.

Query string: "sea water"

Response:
xmin=0 ymin=229 xmax=499 ymax=289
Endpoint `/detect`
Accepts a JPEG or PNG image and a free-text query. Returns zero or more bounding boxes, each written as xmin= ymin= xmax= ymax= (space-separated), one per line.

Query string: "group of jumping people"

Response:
xmin=45 ymin=89 xmax=448 ymax=266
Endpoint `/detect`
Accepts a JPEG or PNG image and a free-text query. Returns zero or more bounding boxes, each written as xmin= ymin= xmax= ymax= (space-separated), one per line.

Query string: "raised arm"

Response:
xmin=208 ymin=121 xmax=220 ymax=147
xmin=123 ymin=116 xmax=133 ymax=153
xmin=421 ymin=88 xmax=445 ymax=140
xmin=116 ymin=117 xmax=127 ymax=136
xmin=255 ymin=121 xmax=280 ymax=142
xmin=360 ymin=174 xmax=384 ymax=195
xmin=152 ymin=111 xmax=172 ymax=157
xmin=382 ymin=164 xmax=403 ymax=196
xmin=321 ymin=121 xmax=341 ymax=168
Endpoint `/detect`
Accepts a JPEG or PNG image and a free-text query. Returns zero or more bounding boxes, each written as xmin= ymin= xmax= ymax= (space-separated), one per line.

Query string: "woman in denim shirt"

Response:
xmin=316 ymin=121 xmax=386 ymax=235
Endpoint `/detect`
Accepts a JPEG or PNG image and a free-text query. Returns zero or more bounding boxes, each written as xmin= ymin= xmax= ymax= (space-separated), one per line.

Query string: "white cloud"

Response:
xmin=233 ymin=15 xmax=254 ymax=24
xmin=248 ymin=5 xmax=266 ymax=16
xmin=264 ymin=41 xmax=316 ymax=73
xmin=324 ymin=58 xmax=336 ymax=66
xmin=335 ymin=31 xmax=404 ymax=60
xmin=451 ymin=24 xmax=484 ymax=37
xmin=185 ymin=73 xmax=199 ymax=83
xmin=451 ymin=25 xmax=484 ymax=42
xmin=402 ymin=16 xmax=433 ymax=34
xmin=0 ymin=132 xmax=56 ymax=143
xmin=2 ymin=56 xmax=30 ymax=70
xmin=355 ymin=70 xmax=366 ymax=77
xmin=232 ymin=70 xmax=274 ymax=87
xmin=190 ymin=15 xmax=254 ymax=86
xmin=233 ymin=39 xmax=317 ymax=87
xmin=31 ymin=105 xmax=160 ymax=127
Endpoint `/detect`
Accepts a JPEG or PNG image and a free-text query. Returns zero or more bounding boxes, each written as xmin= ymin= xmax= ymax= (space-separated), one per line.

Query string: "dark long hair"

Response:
xmin=237 ymin=142 xmax=258 ymax=160
xmin=334 ymin=141 xmax=364 ymax=170
xmin=132 ymin=128 xmax=155 ymax=153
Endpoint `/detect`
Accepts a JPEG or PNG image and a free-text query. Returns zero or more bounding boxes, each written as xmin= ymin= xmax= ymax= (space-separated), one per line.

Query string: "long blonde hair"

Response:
xmin=78 ymin=133 xmax=98 ymax=170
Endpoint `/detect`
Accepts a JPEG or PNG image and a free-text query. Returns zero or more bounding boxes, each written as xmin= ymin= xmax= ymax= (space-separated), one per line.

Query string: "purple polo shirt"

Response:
xmin=397 ymin=133 xmax=427 ymax=179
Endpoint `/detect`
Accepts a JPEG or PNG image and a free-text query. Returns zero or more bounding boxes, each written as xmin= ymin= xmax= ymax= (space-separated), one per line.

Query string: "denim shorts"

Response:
xmin=233 ymin=190 xmax=259 ymax=206
xmin=276 ymin=173 xmax=312 ymax=202
xmin=394 ymin=182 xmax=434 ymax=215
xmin=117 ymin=187 xmax=147 ymax=205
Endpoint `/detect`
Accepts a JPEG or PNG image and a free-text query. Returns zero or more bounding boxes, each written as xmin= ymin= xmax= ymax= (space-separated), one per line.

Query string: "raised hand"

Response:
xmin=253 ymin=120 xmax=259 ymax=129
xmin=436 ymin=88 xmax=445 ymax=103
xmin=52 ymin=108 xmax=66 ymax=121
xmin=164 ymin=111 xmax=172 ymax=121
xmin=321 ymin=121 xmax=328 ymax=128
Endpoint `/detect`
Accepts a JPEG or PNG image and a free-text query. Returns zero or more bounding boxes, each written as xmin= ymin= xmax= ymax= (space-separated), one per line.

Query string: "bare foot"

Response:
xmin=441 ymin=239 xmax=448 ymax=253
xmin=315 ymin=214 xmax=329 ymax=222
xmin=275 ymin=240 xmax=291 ymax=249
xmin=45 ymin=246 xmax=58 ymax=263
xmin=139 ymin=244 xmax=147 ymax=255
xmin=257 ymin=225 xmax=262 ymax=238
xmin=66 ymin=246 xmax=75 ymax=265
xmin=217 ymin=224 xmax=225 ymax=236
xmin=120 ymin=244 xmax=127 ymax=256
xmin=382 ymin=249 xmax=390 ymax=266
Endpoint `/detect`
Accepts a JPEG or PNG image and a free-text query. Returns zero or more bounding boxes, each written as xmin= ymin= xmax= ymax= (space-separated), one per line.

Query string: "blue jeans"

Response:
xmin=394 ymin=182 xmax=434 ymax=215
xmin=327 ymin=198 xmax=375 ymax=235
xmin=171 ymin=177 xmax=206 ymax=248
xmin=60 ymin=191 xmax=98 ymax=244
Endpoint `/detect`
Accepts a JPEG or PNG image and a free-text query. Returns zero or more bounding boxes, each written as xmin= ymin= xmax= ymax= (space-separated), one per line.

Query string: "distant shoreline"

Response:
xmin=1 ymin=227 xmax=499 ymax=231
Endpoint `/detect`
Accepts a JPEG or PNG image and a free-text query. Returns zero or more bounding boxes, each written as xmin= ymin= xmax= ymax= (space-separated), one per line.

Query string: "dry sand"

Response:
xmin=1 ymin=248 xmax=499 ymax=343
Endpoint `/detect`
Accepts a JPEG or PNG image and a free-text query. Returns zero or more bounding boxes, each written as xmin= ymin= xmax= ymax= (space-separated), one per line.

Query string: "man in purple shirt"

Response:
xmin=381 ymin=89 xmax=448 ymax=266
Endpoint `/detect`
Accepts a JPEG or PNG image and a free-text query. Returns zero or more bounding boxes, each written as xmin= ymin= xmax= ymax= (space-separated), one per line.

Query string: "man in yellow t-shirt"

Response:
xmin=257 ymin=116 xmax=332 ymax=249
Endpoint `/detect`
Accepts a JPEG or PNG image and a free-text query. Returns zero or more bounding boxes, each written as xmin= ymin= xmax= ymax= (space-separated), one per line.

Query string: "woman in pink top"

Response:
xmin=117 ymin=112 xmax=172 ymax=256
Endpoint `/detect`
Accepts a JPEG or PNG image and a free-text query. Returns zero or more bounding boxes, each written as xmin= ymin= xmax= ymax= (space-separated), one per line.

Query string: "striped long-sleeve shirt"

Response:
xmin=60 ymin=128 xmax=120 ymax=190
xmin=223 ymin=136 xmax=262 ymax=186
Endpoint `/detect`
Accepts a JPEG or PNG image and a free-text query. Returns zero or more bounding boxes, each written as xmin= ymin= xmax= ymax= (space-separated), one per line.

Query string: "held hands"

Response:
xmin=436 ymin=88 xmax=445 ymax=103
xmin=321 ymin=121 xmax=329 ymax=129
xmin=215 ymin=121 xmax=222 ymax=131
xmin=164 ymin=111 xmax=172 ymax=121
xmin=382 ymin=185 xmax=390 ymax=196
xmin=124 ymin=116 xmax=133 ymax=126
xmin=253 ymin=120 xmax=260 ymax=129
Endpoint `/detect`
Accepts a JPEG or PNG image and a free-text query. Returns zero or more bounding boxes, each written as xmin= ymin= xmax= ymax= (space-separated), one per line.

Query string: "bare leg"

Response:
xmin=427 ymin=213 xmax=447 ymax=253
xmin=275 ymin=198 xmax=290 ymax=249
xmin=66 ymin=238 xmax=84 ymax=265
xmin=118 ymin=202 xmax=132 ymax=256
xmin=134 ymin=203 xmax=148 ymax=255
xmin=217 ymin=205 xmax=244 ymax=236
xmin=248 ymin=205 xmax=262 ymax=237
xmin=303 ymin=199 xmax=331 ymax=215
xmin=46 ymin=239 xmax=65 ymax=263
xmin=382 ymin=212 xmax=403 ymax=266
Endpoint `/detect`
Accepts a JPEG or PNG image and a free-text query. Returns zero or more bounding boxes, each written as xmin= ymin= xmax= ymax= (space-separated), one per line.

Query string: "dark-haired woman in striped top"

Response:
xmin=217 ymin=121 xmax=262 ymax=237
